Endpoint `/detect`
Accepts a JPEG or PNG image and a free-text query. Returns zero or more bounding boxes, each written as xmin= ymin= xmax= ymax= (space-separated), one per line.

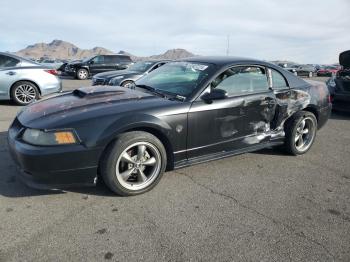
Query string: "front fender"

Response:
xmin=98 ymin=113 xmax=173 ymax=147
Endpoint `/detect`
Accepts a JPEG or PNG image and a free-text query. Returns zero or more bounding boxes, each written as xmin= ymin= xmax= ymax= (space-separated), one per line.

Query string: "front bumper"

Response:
xmin=332 ymin=92 xmax=350 ymax=113
xmin=7 ymin=119 xmax=102 ymax=189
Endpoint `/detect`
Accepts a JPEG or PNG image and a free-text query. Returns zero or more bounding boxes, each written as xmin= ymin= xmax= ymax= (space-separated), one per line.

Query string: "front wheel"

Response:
xmin=101 ymin=131 xmax=167 ymax=196
xmin=121 ymin=80 xmax=134 ymax=88
xmin=284 ymin=111 xmax=317 ymax=155
xmin=76 ymin=68 xmax=89 ymax=80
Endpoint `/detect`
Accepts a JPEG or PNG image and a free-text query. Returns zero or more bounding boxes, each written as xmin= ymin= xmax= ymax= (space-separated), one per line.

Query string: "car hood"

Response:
xmin=17 ymin=86 xmax=167 ymax=129
xmin=94 ymin=70 xmax=140 ymax=79
xmin=68 ymin=61 xmax=83 ymax=66
xmin=339 ymin=50 xmax=350 ymax=68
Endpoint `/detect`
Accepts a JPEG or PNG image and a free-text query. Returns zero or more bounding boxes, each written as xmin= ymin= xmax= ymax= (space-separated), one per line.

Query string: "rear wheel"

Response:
xmin=11 ymin=81 xmax=39 ymax=105
xmin=284 ymin=111 xmax=317 ymax=155
xmin=76 ymin=68 xmax=89 ymax=80
xmin=101 ymin=131 xmax=167 ymax=196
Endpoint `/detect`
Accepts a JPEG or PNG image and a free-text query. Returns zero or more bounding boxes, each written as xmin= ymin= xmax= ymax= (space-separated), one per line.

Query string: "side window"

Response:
xmin=0 ymin=55 xmax=20 ymax=68
xmin=212 ymin=66 xmax=269 ymax=96
xmin=119 ymin=56 xmax=132 ymax=63
xmin=108 ymin=56 xmax=120 ymax=64
xmin=271 ymin=69 xmax=288 ymax=89
xmin=149 ymin=63 xmax=165 ymax=72
xmin=92 ymin=56 xmax=104 ymax=64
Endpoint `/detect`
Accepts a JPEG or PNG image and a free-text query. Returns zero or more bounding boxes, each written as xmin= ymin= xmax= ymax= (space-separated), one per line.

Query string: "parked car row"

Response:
xmin=277 ymin=63 xmax=317 ymax=78
xmin=92 ymin=60 xmax=170 ymax=87
xmin=1 ymin=49 xmax=349 ymax=115
xmin=276 ymin=62 xmax=341 ymax=78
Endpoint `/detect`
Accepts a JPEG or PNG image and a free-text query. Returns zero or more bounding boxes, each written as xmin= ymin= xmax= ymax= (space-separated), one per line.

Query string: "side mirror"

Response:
xmin=201 ymin=88 xmax=228 ymax=103
xmin=89 ymin=60 xmax=94 ymax=64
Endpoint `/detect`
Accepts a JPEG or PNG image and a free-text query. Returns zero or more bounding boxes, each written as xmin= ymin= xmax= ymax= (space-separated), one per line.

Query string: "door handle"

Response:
xmin=6 ymin=71 xmax=16 ymax=76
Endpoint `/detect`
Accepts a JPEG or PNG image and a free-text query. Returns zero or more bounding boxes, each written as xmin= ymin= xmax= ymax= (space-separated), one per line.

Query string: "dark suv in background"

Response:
xmin=64 ymin=54 xmax=133 ymax=80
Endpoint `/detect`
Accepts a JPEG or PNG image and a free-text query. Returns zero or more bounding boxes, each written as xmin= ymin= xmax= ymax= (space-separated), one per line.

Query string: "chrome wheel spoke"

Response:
xmin=299 ymin=119 xmax=306 ymax=131
xmin=137 ymin=145 xmax=146 ymax=160
xmin=143 ymin=157 xmax=156 ymax=166
xmin=302 ymin=128 xmax=309 ymax=134
xmin=121 ymin=153 xmax=136 ymax=164
xmin=120 ymin=168 xmax=135 ymax=181
xmin=137 ymin=169 xmax=147 ymax=182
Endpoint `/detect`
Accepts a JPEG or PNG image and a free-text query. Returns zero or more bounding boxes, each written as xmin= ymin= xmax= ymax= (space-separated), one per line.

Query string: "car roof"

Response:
xmin=0 ymin=52 xmax=39 ymax=64
xmin=142 ymin=59 xmax=172 ymax=63
xmin=180 ymin=56 xmax=269 ymax=66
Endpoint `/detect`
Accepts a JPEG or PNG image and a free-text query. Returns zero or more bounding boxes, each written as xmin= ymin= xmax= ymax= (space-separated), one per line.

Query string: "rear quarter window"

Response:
xmin=118 ymin=56 xmax=132 ymax=63
xmin=271 ymin=69 xmax=289 ymax=89
xmin=0 ymin=55 xmax=20 ymax=68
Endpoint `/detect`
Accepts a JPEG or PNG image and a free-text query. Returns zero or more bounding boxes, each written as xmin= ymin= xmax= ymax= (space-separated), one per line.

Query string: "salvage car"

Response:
xmin=8 ymin=57 xmax=331 ymax=196
xmin=0 ymin=52 xmax=62 ymax=105
xmin=327 ymin=50 xmax=350 ymax=112
xmin=92 ymin=60 xmax=170 ymax=87
xmin=65 ymin=54 xmax=133 ymax=80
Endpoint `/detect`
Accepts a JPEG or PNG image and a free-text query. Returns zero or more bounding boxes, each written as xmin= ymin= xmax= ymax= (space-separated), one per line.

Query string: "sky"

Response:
xmin=0 ymin=0 xmax=349 ymax=64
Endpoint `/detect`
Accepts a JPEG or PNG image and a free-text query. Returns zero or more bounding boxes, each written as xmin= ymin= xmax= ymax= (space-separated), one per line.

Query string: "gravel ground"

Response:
xmin=0 ymin=76 xmax=349 ymax=262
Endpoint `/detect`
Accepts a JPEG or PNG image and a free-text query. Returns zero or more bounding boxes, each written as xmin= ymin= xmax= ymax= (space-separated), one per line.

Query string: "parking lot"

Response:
xmin=0 ymin=77 xmax=349 ymax=261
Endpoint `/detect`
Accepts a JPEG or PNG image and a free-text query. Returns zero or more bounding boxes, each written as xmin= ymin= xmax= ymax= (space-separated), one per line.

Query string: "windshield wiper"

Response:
xmin=136 ymin=84 xmax=167 ymax=98
xmin=136 ymin=85 xmax=186 ymax=102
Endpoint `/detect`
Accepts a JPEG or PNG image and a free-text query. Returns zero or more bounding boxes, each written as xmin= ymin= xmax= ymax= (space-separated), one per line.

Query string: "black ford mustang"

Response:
xmin=8 ymin=57 xmax=331 ymax=196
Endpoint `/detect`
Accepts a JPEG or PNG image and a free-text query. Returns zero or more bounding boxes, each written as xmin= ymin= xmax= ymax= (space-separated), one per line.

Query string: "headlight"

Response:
xmin=22 ymin=128 xmax=79 ymax=146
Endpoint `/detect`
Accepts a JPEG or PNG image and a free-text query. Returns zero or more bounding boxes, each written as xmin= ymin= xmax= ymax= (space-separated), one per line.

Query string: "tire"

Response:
xmin=76 ymin=68 xmax=89 ymax=80
xmin=121 ymin=80 xmax=134 ymax=88
xmin=284 ymin=111 xmax=317 ymax=155
xmin=11 ymin=81 xmax=39 ymax=106
xmin=101 ymin=131 xmax=167 ymax=196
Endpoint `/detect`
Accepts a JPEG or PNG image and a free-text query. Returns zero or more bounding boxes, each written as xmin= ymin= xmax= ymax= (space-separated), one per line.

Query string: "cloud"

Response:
xmin=0 ymin=0 xmax=349 ymax=63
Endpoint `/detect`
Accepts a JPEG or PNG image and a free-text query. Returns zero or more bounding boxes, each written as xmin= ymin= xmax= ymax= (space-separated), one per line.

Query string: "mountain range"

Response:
xmin=15 ymin=40 xmax=195 ymax=61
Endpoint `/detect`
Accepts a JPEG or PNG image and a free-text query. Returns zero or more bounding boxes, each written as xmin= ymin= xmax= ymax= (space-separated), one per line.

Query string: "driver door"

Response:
xmin=89 ymin=55 xmax=105 ymax=75
xmin=187 ymin=65 xmax=277 ymax=159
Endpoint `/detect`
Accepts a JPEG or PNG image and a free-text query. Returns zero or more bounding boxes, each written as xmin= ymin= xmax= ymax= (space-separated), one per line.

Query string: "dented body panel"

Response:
xmin=8 ymin=57 xmax=331 ymax=188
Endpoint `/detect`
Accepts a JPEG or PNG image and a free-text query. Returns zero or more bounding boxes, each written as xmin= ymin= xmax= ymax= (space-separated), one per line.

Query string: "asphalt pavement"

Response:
xmin=0 ymin=77 xmax=349 ymax=262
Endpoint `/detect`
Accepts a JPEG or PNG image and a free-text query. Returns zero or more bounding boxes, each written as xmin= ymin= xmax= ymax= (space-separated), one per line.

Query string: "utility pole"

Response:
xmin=226 ymin=34 xmax=230 ymax=56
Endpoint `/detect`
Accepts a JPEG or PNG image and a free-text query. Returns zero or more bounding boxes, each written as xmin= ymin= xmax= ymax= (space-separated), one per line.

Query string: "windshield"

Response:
xmin=128 ymin=61 xmax=156 ymax=72
xmin=82 ymin=56 xmax=95 ymax=63
xmin=135 ymin=61 xmax=213 ymax=97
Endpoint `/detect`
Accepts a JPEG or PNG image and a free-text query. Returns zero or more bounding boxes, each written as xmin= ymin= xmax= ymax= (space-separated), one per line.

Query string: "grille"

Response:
xmin=92 ymin=78 xmax=106 ymax=86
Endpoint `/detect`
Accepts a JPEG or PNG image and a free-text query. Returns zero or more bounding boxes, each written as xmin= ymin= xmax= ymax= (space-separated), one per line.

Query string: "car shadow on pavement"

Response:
xmin=0 ymin=131 xmax=115 ymax=198
xmin=0 ymin=101 xmax=15 ymax=106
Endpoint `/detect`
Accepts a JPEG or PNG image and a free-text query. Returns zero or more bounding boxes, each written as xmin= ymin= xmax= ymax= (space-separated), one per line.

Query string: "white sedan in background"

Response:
xmin=0 ymin=52 xmax=62 ymax=105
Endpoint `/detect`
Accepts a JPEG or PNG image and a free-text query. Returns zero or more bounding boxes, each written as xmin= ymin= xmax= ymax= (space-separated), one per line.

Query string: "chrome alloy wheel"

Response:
xmin=294 ymin=116 xmax=316 ymax=152
xmin=15 ymin=84 xmax=36 ymax=104
xmin=78 ymin=70 xmax=88 ymax=79
xmin=115 ymin=142 xmax=162 ymax=191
